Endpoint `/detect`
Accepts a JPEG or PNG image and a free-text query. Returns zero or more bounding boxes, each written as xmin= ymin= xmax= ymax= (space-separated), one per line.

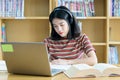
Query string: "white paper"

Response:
xmin=0 ymin=60 xmax=7 ymax=71
xmin=51 ymin=64 xmax=71 ymax=71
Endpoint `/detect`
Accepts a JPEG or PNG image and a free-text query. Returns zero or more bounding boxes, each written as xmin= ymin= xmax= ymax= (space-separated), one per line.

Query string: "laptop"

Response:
xmin=0 ymin=42 xmax=63 ymax=76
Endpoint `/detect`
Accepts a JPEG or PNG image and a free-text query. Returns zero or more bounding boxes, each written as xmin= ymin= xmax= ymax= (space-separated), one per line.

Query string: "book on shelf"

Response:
xmin=0 ymin=0 xmax=24 ymax=17
xmin=51 ymin=63 xmax=120 ymax=78
xmin=109 ymin=0 xmax=120 ymax=16
xmin=1 ymin=23 xmax=7 ymax=42
xmin=57 ymin=0 xmax=95 ymax=17
xmin=108 ymin=46 xmax=119 ymax=64
xmin=113 ymin=0 xmax=119 ymax=16
xmin=78 ymin=21 xmax=82 ymax=33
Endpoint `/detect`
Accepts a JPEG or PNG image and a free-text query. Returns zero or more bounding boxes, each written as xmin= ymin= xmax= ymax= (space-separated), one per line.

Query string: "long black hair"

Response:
xmin=49 ymin=6 xmax=81 ymax=40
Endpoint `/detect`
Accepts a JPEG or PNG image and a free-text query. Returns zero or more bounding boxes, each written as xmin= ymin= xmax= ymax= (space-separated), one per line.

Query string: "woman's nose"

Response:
xmin=57 ymin=26 xmax=62 ymax=31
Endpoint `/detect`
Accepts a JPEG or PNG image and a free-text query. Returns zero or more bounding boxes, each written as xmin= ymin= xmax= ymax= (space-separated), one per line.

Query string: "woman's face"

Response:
xmin=52 ymin=18 xmax=69 ymax=38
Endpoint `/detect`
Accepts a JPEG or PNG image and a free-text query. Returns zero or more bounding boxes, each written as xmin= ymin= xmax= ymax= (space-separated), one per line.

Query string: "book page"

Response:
xmin=50 ymin=64 xmax=71 ymax=71
xmin=51 ymin=64 xmax=92 ymax=71
xmin=64 ymin=64 xmax=100 ymax=78
xmin=72 ymin=64 xmax=93 ymax=70
xmin=93 ymin=63 xmax=117 ymax=72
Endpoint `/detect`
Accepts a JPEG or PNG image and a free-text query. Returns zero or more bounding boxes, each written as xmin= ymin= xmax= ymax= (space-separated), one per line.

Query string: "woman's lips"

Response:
xmin=59 ymin=32 xmax=63 ymax=34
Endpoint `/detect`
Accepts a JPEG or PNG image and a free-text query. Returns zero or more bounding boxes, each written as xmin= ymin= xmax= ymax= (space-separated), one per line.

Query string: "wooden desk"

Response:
xmin=1 ymin=71 xmax=120 ymax=80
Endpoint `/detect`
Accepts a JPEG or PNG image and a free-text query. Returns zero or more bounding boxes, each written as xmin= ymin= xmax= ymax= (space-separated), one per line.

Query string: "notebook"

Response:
xmin=0 ymin=42 xmax=63 ymax=76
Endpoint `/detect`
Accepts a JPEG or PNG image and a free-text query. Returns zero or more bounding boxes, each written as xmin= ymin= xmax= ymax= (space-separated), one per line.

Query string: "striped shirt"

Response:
xmin=44 ymin=33 xmax=95 ymax=60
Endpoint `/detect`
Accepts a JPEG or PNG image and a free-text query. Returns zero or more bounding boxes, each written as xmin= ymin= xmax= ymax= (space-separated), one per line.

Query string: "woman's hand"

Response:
xmin=51 ymin=59 xmax=72 ymax=65
xmin=51 ymin=51 xmax=98 ymax=65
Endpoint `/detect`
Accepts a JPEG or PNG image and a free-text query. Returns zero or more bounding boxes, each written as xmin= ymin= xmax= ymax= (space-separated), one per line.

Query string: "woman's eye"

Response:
xmin=60 ymin=24 xmax=64 ymax=27
xmin=54 ymin=25 xmax=57 ymax=28
xmin=60 ymin=23 xmax=65 ymax=26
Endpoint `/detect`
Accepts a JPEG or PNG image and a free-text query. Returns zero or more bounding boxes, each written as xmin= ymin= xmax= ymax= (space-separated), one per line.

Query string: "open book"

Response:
xmin=51 ymin=63 xmax=120 ymax=78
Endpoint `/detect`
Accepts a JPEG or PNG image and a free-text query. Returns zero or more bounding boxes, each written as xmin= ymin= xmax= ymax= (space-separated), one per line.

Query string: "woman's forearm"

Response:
xmin=70 ymin=51 xmax=98 ymax=65
xmin=70 ymin=56 xmax=98 ymax=66
xmin=51 ymin=51 xmax=98 ymax=65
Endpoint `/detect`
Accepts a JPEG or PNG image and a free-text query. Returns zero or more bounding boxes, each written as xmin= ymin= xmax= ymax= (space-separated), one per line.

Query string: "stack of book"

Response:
xmin=58 ymin=0 xmax=95 ymax=17
xmin=109 ymin=0 xmax=120 ymax=16
xmin=0 ymin=0 xmax=24 ymax=17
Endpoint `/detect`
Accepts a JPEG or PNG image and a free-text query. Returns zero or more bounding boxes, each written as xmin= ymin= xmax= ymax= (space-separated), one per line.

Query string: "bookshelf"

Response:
xmin=0 ymin=0 xmax=52 ymax=59
xmin=0 ymin=0 xmax=120 ymax=64
xmin=53 ymin=0 xmax=119 ymax=63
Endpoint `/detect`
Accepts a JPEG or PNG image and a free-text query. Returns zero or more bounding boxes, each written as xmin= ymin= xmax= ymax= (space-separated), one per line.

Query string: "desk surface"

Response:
xmin=1 ymin=71 xmax=120 ymax=80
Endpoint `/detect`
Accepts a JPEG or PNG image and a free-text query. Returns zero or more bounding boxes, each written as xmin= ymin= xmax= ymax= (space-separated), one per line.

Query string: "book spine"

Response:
xmin=112 ymin=0 xmax=114 ymax=16
xmin=109 ymin=46 xmax=119 ymax=64
xmin=13 ymin=0 xmax=16 ymax=17
xmin=0 ymin=0 xmax=1 ymax=17
xmin=58 ymin=0 xmax=64 ymax=6
xmin=85 ymin=0 xmax=89 ymax=16
xmin=118 ymin=0 xmax=120 ymax=16
xmin=1 ymin=23 xmax=7 ymax=42
xmin=64 ymin=0 xmax=69 ymax=9
xmin=76 ymin=0 xmax=81 ymax=17
xmin=83 ymin=0 xmax=86 ymax=17
xmin=2 ymin=0 xmax=5 ymax=17
xmin=5 ymin=0 xmax=9 ymax=17
xmin=70 ymin=0 xmax=77 ymax=17
xmin=114 ymin=0 xmax=119 ymax=16
xmin=17 ymin=0 xmax=21 ymax=17
xmin=78 ymin=21 xmax=82 ymax=33
xmin=108 ymin=0 xmax=112 ymax=16
xmin=114 ymin=46 xmax=119 ymax=64
xmin=20 ymin=0 xmax=24 ymax=17
xmin=16 ymin=0 xmax=18 ymax=17
xmin=8 ymin=0 xmax=12 ymax=17
xmin=80 ymin=0 xmax=84 ymax=17
xmin=89 ymin=0 xmax=95 ymax=16
xmin=73 ymin=0 xmax=77 ymax=17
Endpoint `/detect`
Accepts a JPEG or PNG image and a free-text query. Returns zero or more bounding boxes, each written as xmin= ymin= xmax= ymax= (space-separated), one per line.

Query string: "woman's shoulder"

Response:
xmin=76 ymin=33 xmax=88 ymax=39
xmin=44 ymin=37 xmax=51 ymax=40
xmin=44 ymin=37 xmax=52 ymax=43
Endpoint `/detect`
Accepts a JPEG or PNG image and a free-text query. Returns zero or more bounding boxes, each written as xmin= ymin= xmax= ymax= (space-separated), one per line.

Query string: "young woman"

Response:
xmin=44 ymin=6 xmax=98 ymax=65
